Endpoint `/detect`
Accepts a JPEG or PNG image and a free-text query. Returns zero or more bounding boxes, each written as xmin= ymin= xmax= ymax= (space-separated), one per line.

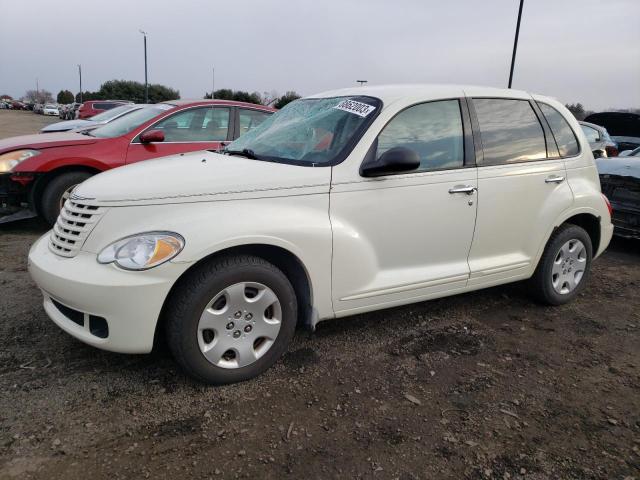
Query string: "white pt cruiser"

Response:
xmin=29 ymin=85 xmax=614 ymax=384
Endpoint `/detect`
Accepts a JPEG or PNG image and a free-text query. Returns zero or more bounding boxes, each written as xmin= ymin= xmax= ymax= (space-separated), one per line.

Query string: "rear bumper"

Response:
xmin=610 ymin=203 xmax=640 ymax=239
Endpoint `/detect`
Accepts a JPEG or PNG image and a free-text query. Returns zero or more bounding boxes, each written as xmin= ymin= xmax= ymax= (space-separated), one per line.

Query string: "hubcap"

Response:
xmin=60 ymin=184 xmax=78 ymax=210
xmin=197 ymin=282 xmax=282 ymax=369
xmin=551 ymin=239 xmax=587 ymax=294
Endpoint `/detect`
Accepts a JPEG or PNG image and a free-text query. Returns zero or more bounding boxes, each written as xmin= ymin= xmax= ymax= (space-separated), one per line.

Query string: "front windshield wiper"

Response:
xmin=80 ymin=130 xmax=94 ymax=137
xmin=224 ymin=148 xmax=260 ymax=160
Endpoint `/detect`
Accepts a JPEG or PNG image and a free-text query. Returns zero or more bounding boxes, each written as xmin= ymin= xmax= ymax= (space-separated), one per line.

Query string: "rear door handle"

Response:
xmin=448 ymin=185 xmax=477 ymax=195
xmin=545 ymin=175 xmax=565 ymax=184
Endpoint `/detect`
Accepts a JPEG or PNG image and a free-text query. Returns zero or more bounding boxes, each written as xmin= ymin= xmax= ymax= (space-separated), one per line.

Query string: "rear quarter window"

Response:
xmin=537 ymin=103 xmax=580 ymax=157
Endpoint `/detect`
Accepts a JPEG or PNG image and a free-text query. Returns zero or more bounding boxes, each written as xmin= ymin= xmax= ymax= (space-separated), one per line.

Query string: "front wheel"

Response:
xmin=39 ymin=171 xmax=93 ymax=225
xmin=529 ymin=224 xmax=593 ymax=305
xmin=165 ymin=255 xmax=298 ymax=384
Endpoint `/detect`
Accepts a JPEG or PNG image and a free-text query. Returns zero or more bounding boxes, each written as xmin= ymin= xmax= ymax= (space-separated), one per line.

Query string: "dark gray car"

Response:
xmin=597 ymin=147 xmax=640 ymax=238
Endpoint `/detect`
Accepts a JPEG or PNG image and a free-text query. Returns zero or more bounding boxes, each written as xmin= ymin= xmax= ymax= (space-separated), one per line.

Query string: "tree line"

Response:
xmin=17 ymin=79 xmax=302 ymax=109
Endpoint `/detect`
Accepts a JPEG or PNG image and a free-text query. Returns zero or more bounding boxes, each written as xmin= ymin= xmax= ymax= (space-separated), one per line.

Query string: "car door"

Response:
xmin=465 ymin=96 xmax=574 ymax=288
xmin=125 ymin=106 xmax=232 ymax=164
xmin=330 ymin=98 xmax=478 ymax=315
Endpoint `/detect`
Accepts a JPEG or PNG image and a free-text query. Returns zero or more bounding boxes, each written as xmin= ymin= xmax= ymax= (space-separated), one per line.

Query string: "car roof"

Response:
xmin=162 ymin=99 xmax=276 ymax=111
xmin=309 ymin=83 xmax=533 ymax=104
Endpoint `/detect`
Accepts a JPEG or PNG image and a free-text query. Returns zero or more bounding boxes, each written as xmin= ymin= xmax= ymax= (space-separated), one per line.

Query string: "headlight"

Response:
xmin=97 ymin=232 xmax=185 ymax=270
xmin=0 ymin=149 xmax=40 ymax=172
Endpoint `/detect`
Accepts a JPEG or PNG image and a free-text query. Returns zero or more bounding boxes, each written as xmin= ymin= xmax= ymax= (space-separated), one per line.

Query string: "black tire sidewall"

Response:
xmin=168 ymin=259 xmax=297 ymax=385
xmin=40 ymin=171 xmax=92 ymax=225
xmin=537 ymin=225 xmax=593 ymax=305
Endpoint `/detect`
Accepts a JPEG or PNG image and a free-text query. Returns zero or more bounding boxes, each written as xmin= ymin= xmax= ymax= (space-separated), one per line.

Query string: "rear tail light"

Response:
xmin=602 ymin=194 xmax=613 ymax=217
xmin=605 ymin=146 xmax=618 ymax=157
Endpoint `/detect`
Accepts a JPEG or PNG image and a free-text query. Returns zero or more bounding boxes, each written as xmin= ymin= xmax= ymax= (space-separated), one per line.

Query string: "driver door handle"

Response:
xmin=545 ymin=175 xmax=565 ymax=184
xmin=448 ymin=185 xmax=477 ymax=195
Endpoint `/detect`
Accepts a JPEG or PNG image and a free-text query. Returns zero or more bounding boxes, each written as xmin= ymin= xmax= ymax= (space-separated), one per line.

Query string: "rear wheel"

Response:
xmin=40 ymin=171 xmax=93 ymax=225
xmin=529 ymin=224 xmax=593 ymax=305
xmin=165 ymin=255 xmax=298 ymax=384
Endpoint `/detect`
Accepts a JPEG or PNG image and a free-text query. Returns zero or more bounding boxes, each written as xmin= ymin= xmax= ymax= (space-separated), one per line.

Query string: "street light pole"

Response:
xmin=78 ymin=64 xmax=82 ymax=103
xmin=140 ymin=30 xmax=148 ymax=103
xmin=508 ymin=0 xmax=524 ymax=89
xmin=212 ymin=67 xmax=215 ymax=99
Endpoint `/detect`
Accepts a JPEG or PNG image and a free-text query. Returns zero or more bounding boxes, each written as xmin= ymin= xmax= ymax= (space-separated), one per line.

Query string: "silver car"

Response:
xmin=579 ymin=121 xmax=618 ymax=158
xmin=40 ymin=104 xmax=143 ymax=133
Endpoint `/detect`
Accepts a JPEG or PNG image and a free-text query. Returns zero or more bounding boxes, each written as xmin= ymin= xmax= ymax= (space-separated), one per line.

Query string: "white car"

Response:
xmin=28 ymin=85 xmax=613 ymax=384
xmin=42 ymin=104 xmax=59 ymax=116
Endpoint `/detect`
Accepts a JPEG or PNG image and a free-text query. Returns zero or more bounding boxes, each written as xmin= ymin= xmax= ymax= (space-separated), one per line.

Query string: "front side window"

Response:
xmin=153 ymin=107 xmax=230 ymax=142
xmin=239 ymin=109 xmax=271 ymax=136
xmin=376 ymin=100 xmax=464 ymax=172
xmin=91 ymin=105 xmax=172 ymax=138
xmin=227 ymin=96 xmax=381 ymax=165
xmin=581 ymin=125 xmax=601 ymax=143
xmin=538 ymin=103 xmax=580 ymax=157
xmin=473 ymin=98 xmax=547 ymax=165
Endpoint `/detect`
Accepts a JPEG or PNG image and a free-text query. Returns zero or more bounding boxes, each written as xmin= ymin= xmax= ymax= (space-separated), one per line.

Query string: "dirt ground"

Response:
xmin=0 ymin=110 xmax=58 ymax=137
xmin=0 ymin=111 xmax=639 ymax=480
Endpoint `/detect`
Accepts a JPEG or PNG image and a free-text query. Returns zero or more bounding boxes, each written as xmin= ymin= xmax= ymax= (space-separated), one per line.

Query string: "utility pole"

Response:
xmin=508 ymin=0 xmax=524 ymax=89
xmin=140 ymin=30 xmax=149 ymax=103
xmin=78 ymin=64 xmax=82 ymax=103
xmin=212 ymin=67 xmax=215 ymax=99
xmin=36 ymin=78 xmax=39 ymax=102
xmin=356 ymin=80 xmax=368 ymax=86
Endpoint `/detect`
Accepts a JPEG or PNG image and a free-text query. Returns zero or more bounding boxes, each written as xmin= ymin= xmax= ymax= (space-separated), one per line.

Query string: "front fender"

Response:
xmin=82 ymin=195 xmax=334 ymax=320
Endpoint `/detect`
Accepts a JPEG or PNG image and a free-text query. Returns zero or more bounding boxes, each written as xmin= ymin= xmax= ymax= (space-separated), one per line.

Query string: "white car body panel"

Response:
xmin=28 ymin=84 xmax=613 ymax=354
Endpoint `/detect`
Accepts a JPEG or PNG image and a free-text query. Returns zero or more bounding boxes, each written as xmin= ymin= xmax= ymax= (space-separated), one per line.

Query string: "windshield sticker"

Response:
xmin=334 ymin=99 xmax=376 ymax=118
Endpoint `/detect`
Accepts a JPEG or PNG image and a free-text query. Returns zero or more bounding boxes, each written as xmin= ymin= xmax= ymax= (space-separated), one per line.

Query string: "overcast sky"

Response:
xmin=1 ymin=0 xmax=638 ymax=110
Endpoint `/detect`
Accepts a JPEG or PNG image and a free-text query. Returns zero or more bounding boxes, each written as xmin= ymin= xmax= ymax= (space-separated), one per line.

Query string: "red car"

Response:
xmin=0 ymin=100 xmax=275 ymax=224
xmin=77 ymin=100 xmax=133 ymax=119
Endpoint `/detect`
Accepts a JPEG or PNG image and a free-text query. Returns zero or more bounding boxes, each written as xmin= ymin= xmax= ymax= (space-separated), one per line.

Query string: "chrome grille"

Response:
xmin=49 ymin=200 xmax=104 ymax=257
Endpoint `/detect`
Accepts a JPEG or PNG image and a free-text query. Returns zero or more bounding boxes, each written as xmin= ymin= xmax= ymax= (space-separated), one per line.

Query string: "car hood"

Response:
xmin=73 ymin=150 xmax=332 ymax=206
xmin=0 ymin=131 xmax=98 ymax=153
xmin=41 ymin=119 xmax=95 ymax=133
xmin=596 ymin=157 xmax=640 ymax=178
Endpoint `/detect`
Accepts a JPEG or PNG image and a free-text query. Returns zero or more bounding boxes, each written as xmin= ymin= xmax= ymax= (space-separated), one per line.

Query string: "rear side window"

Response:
xmin=537 ymin=103 xmax=580 ymax=157
xmin=239 ymin=109 xmax=271 ymax=137
xmin=93 ymin=102 xmax=116 ymax=110
xmin=376 ymin=99 xmax=464 ymax=172
xmin=473 ymin=98 xmax=546 ymax=165
xmin=581 ymin=124 xmax=600 ymax=143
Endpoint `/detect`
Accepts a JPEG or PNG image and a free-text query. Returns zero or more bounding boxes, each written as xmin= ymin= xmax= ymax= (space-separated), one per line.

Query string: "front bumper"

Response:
xmin=28 ymin=234 xmax=191 ymax=353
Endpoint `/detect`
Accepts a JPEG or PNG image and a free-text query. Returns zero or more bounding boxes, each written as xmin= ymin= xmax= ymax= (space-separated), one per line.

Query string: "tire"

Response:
xmin=165 ymin=255 xmax=298 ymax=385
xmin=40 ymin=171 xmax=93 ymax=225
xmin=529 ymin=224 xmax=593 ymax=306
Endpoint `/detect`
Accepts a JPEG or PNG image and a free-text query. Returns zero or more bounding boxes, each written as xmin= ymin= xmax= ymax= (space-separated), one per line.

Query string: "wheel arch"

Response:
xmin=154 ymin=243 xmax=315 ymax=349
xmin=532 ymin=208 xmax=603 ymax=275
xmin=561 ymin=213 xmax=601 ymax=255
xmin=31 ymin=164 xmax=103 ymax=214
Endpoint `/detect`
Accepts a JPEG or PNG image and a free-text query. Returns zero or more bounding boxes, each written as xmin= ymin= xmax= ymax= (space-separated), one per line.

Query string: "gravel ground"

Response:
xmin=1 ymin=112 xmax=639 ymax=480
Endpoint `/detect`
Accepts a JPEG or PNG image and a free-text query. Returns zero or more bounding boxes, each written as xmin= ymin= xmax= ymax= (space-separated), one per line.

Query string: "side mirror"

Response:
xmin=361 ymin=146 xmax=420 ymax=177
xmin=139 ymin=129 xmax=165 ymax=144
